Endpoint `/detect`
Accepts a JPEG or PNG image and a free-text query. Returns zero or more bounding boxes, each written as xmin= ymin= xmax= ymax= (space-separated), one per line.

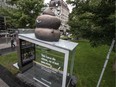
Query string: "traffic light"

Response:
xmin=0 ymin=16 xmax=6 ymax=30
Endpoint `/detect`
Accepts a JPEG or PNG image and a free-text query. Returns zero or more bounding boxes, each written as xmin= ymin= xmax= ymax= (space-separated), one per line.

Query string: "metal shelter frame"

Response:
xmin=18 ymin=33 xmax=78 ymax=87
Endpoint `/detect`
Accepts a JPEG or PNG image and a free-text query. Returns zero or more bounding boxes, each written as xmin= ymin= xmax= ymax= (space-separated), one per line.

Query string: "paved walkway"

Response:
xmin=0 ymin=65 xmax=34 ymax=87
xmin=0 ymin=78 xmax=9 ymax=87
xmin=0 ymin=42 xmax=16 ymax=55
xmin=0 ymin=43 xmax=11 ymax=49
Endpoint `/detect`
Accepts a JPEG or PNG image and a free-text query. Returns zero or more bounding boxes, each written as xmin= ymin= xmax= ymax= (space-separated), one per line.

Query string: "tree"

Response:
xmin=67 ymin=0 xmax=115 ymax=47
xmin=0 ymin=8 xmax=21 ymax=28
xmin=1 ymin=0 xmax=44 ymax=28
xmin=17 ymin=0 xmax=43 ymax=28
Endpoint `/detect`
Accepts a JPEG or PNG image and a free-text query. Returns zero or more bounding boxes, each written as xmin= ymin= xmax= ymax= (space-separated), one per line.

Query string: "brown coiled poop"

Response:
xmin=35 ymin=8 xmax=61 ymax=41
xmin=36 ymin=15 xmax=61 ymax=29
xmin=35 ymin=28 xmax=60 ymax=41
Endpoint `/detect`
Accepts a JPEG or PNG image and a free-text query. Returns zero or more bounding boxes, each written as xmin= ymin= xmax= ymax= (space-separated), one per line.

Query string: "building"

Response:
xmin=0 ymin=0 xmax=17 ymax=9
xmin=49 ymin=0 xmax=70 ymax=34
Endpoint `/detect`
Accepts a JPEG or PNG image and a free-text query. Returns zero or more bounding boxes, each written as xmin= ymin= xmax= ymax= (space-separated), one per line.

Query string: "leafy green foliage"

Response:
xmin=0 ymin=8 xmax=21 ymax=28
xmin=1 ymin=0 xmax=43 ymax=28
xmin=67 ymin=0 xmax=115 ymax=47
xmin=6 ymin=0 xmax=19 ymax=5
xmin=17 ymin=0 xmax=43 ymax=28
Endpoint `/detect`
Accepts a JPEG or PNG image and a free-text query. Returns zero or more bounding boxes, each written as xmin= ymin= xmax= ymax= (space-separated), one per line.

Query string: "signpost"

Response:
xmin=17 ymin=33 xmax=78 ymax=87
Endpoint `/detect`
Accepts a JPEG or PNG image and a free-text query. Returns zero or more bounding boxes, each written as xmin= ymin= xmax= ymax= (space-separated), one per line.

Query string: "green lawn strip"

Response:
xmin=0 ymin=52 xmax=19 ymax=75
xmin=100 ymin=52 xmax=115 ymax=87
xmin=74 ymin=40 xmax=115 ymax=87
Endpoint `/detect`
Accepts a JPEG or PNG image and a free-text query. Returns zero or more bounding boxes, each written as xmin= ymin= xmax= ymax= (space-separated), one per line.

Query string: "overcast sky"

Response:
xmin=44 ymin=0 xmax=74 ymax=13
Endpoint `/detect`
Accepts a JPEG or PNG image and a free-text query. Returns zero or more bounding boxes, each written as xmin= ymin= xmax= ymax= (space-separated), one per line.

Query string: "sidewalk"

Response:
xmin=0 ymin=42 xmax=17 ymax=55
xmin=0 ymin=43 xmax=11 ymax=49
xmin=0 ymin=78 xmax=9 ymax=87
xmin=0 ymin=37 xmax=16 ymax=49
xmin=0 ymin=65 xmax=34 ymax=87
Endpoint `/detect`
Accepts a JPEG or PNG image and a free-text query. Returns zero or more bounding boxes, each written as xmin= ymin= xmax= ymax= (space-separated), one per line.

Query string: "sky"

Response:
xmin=44 ymin=0 xmax=74 ymax=13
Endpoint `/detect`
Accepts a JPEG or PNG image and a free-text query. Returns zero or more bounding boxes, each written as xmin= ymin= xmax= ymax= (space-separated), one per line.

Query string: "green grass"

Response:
xmin=74 ymin=40 xmax=115 ymax=87
xmin=0 ymin=40 xmax=115 ymax=87
xmin=0 ymin=52 xmax=19 ymax=74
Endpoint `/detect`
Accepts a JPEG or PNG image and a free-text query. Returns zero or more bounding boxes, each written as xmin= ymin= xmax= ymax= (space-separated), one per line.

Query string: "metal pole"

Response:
xmin=70 ymin=48 xmax=76 ymax=75
xmin=5 ymin=32 xmax=8 ymax=44
xmin=62 ymin=51 xmax=69 ymax=87
xmin=96 ymin=39 xmax=115 ymax=87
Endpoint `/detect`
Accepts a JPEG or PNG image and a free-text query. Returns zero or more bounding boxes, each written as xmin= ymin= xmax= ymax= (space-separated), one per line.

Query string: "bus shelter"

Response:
xmin=17 ymin=33 xmax=78 ymax=87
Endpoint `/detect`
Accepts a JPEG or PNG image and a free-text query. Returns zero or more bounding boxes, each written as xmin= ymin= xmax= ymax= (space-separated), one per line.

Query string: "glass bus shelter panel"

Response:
xmin=33 ymin=45 xmax=65 ymax=87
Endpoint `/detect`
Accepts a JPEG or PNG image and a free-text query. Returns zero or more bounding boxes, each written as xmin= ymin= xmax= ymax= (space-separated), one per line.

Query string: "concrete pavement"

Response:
xmin=0 ymin=78 xmax=9 ymax=87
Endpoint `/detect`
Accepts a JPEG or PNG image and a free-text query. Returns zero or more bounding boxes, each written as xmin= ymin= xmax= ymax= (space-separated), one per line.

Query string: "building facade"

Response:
xmin=0 ymin=0 xmax=17 ymax=9
xmin=49 ymin=0 xmax=70 ymax=34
